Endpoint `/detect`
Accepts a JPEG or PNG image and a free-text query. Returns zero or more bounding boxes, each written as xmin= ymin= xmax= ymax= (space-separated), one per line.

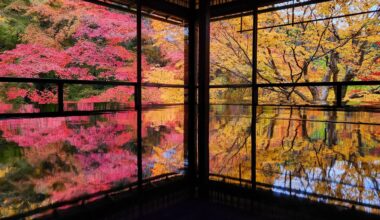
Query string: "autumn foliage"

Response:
xmin=0 ymin=0 xmax=184 ymax=112
xmin=0 ymin=0 xmax=185 ymax=217
xmin=0 ymin=0 xmax=380 ymax=217
xmin=210 ymin=0 xmax=380 ymax=105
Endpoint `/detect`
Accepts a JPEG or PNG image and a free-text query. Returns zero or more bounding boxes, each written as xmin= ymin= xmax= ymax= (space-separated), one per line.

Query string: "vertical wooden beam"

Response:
xmin=58 ymin=82 xmax=64 ymax=113
xmin=198 ymin=0 xmax=210 ymax=197
xmin=185 ymin=0 xmax=198 ymax=183
xmin=198 ymin=0 xmax=210 ymax=196
xmin=136 ymin=0 xmax=143 ymax=189
xmin=251 ymin=4 xmax=258 ymax=191
xmin=336 ymin=85 xmax=342 ymax=107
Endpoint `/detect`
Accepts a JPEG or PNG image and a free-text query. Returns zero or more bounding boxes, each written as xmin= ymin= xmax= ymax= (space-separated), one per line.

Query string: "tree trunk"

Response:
xmin=315 ymin=52 xmax=340 ymax=104
xmin=341 ymin=66 xmax=356 ymax=100
xmin=326 ymin=111 xmax=338 ymax=148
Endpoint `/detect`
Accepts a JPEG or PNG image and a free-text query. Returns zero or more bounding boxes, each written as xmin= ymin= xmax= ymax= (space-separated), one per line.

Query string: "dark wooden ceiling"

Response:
xmin=85 ymin=0 xmax=330 ymax=24
xmin=164 ymin=0 xmax=240 ymax=7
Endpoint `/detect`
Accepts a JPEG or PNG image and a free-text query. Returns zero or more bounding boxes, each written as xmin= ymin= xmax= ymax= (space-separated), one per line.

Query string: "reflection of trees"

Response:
xmin=209 ymin=105 xmax=252 ymax=180
xmin=0 ymin=113 xmax=139 ymax=216
xmin=256 ymin=107 xmax=380 ymax=208
xmin=0 ymin=107 xmax=186 ymax=217
xmin=142 ymin=106 xmax=185 ymax=178
xmin=325 ymin=111 xmax=337 ymax=147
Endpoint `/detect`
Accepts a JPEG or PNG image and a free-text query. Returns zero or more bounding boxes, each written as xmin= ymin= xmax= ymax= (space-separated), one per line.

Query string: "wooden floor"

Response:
xmin=37 ymin=180 xmax=380 ymax=220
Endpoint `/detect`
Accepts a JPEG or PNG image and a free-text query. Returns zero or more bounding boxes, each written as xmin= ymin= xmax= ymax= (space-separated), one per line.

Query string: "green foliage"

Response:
xmin=38 ymin=71 xmax=58 ymax=79
xmin=5 ymin=160 xmax=34 ymax=182
xmin=0 ymin=179 xmax=14 ymax=192
xmin=91 ymin=36 xmax=108 ymax=47
xmin=309 ymin=124 xmax=327 ymax=141
xmin=65 ymin=84 xmax=111 ymax=101
xmin=0 ymin=22 xmax=21 ymax=51
xmin=312 ymin=57 xmax=328 ymax=70
xmin=0 ymin=0 xmax=12 ymax=9
xmin=61 ymin=36 xmax=77 ymax=48
xmin=0 ymin=0 xmax=30 ymax=9
xmin=120 ymin=37 xmax=137 ymax=52
xmin=48 ymin=0 xmax=63 ymax=9
xmin=61 ymin=141 xmax=78 ymax=155
xmin=121 ymin=140 xmax=137 ymax=153
xmin=36 ymin=104 xmax=59 ymax=112
xmin=143 ymin=39 xmax=169 ymax=66
xmin=0 ymin=0 xmax=33 ymax=51
xmin=0 ymin=136 xmax=22 ymax=164
xmin=52 ymin=181 xmax=65 ymax=191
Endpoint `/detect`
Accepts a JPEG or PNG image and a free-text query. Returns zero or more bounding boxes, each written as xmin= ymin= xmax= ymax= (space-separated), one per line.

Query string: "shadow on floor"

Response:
xmin=141 ymin=198 xmax=265 ymax=220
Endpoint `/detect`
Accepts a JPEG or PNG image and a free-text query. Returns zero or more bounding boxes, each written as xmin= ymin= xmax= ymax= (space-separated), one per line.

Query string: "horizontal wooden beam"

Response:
xmin=207 ymin=81 xmax=380 ymax=88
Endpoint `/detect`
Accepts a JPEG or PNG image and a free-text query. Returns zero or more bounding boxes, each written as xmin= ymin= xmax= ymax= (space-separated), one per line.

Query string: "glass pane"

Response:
xmin=210 ymin=16 xmax=253 ymax=85
xmin=0 ymin=112 xmax=137 ymax=217
xmin=210 ymin=88 xmax=252 ymax=104
xmin=258 ymin=86 xmax=336 ymax=106
xmin=142 ymin=106 xmax=185 ymax=178
xmin=210 ymin=105 xmax=252 ymax=182
xmin=142 ymin=87 xmax=184 ymax=105
xmin=258 ymin=0 xmax=378 ymax=28
xmin=0 ymin=82 xmax=57 ymax=113
xmin=142 ymin=17 xmax=185 ymax=85
xmin=64 ymin=85 xmax=135 ymax=111
xmin=0 ymin=1 xmax=136 ymax=81
xmin=256 ymin=107 xmax=380 ymax=211
xmin=258 ymin=0 xmax=379 ymax=84
xmin=344 ymin=85 xmax=380 ymax=106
